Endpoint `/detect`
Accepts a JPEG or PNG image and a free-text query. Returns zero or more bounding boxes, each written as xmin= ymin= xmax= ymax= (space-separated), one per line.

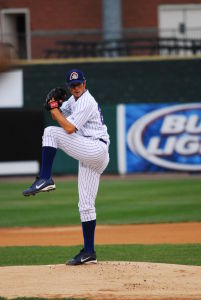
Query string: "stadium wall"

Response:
xmin=16 ymin=57 xmax=201 ymax=107
xmin=1 ymin=56 xmax=200 ymax=175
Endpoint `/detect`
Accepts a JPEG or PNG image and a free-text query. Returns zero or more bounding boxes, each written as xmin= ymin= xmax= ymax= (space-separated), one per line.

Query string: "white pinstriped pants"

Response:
xmin=42 ymin=126 xmax=109 ymax=222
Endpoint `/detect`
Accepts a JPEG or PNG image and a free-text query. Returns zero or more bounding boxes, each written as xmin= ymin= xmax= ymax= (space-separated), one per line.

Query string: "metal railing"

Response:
xmin=1 ymin=28 xmax=201 ymax=59
xmin=44 ymin=37 xmax=201 ymax=58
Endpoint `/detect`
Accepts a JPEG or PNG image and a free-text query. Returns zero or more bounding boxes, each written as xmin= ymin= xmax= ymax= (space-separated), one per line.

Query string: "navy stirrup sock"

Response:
xmin=82 ymin=219 xmax=96 ymax=253
xmin=40 ymin=146 xmax=57 ymax=179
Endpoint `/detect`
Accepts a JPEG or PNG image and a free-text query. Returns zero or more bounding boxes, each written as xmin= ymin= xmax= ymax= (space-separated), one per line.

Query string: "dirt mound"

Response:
xmin=0 ymin=262 xmax=201 ymax=299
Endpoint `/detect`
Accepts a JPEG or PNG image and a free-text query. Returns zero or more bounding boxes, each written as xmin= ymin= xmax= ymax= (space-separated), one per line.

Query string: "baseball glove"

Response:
xmin=44 ymin=87 xmax=67 ymax=111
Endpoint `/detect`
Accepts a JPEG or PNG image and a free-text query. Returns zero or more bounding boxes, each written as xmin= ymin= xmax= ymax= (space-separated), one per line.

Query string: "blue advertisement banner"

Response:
xmin=124 ymin=103 xmax=201 ymax=173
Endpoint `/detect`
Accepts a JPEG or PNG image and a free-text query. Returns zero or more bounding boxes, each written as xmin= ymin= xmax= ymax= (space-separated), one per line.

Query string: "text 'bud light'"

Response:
xmin=127 ymin=103 xmax=201 ymax=171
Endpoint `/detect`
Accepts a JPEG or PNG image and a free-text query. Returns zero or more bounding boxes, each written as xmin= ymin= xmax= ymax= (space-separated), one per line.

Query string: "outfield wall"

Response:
xmin=14 ymin=56 xmax=201 ymax=106
xmin=1 ymin=56 xmax=201 ymax=175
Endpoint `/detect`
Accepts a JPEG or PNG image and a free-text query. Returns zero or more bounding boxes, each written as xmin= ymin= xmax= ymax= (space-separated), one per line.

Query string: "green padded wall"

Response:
xmin=17 ymin=57 xmax=201 ymax=107
xmin=15 ymin=57 xmax=201 ymax=174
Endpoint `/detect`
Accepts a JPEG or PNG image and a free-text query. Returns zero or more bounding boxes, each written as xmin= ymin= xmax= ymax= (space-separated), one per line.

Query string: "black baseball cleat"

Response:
xmin=66 ymin=248 xmax=97 ymax=266
xmin=23 ymin=176 xmax=56 ymax=196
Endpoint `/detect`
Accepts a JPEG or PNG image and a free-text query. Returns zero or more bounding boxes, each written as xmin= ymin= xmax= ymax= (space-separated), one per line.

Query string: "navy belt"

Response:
xmin=99 ymin=138 xmax=107 ymax=145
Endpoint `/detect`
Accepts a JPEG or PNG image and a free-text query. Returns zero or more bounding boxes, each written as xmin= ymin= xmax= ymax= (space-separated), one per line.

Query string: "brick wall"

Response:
xmin=0 ymin=0 xmax=102 ymax=30
xmin=3 ymin=0 xmax=201 ymax=31
xmin=1 ymin=0 xmax=201 ymax=58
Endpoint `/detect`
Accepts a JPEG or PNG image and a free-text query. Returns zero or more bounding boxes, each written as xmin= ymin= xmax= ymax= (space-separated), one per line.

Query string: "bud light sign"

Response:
xmin=120 ymin=103 xmax=201 ymax=173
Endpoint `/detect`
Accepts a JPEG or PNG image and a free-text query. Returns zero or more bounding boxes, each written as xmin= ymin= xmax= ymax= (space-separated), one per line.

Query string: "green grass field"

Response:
xmin=0 ymin=244 xmax=200 ymax=266
xmin=0 ymin=177 xmax=201 ymax=227
xmin=0 ymin=177 xmax=201 ymax=267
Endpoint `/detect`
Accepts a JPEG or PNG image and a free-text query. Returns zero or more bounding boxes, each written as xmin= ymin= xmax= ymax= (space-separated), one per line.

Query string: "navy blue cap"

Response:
xmin=66 ymin=69 xmax=85 ymax=86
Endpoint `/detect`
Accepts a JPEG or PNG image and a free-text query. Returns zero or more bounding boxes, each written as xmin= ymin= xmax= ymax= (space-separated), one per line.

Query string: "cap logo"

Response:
xmin=70 ymin=72 xmax=78 ymax=81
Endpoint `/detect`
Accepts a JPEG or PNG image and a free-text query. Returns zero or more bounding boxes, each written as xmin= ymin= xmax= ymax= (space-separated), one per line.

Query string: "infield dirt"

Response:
xmin=0 ymin=222 xmax=201 ymax=246
xmin=0 ymin=222 xmax=201 ymax=299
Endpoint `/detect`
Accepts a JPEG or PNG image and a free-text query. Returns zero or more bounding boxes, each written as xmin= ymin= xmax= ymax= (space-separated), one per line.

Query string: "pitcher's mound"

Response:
xmin=0 ymin=261 xmax=201 ymax=299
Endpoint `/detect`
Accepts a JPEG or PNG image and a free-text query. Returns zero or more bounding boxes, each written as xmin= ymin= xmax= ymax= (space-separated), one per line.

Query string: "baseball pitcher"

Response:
xmin=23 ymin=69 xmax=110 ymax=265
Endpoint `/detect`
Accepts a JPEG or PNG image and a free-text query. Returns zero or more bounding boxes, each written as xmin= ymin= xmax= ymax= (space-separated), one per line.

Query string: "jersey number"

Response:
xmin=98 ymin=106 xmax=104 ymax=125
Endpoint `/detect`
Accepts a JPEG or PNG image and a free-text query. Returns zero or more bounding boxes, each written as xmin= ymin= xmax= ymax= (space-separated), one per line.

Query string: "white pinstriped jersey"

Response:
xmin=42 ymin=89 xmax=110 ymax=222
xmin=60 ymin=90 xmax=110 ymax=144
